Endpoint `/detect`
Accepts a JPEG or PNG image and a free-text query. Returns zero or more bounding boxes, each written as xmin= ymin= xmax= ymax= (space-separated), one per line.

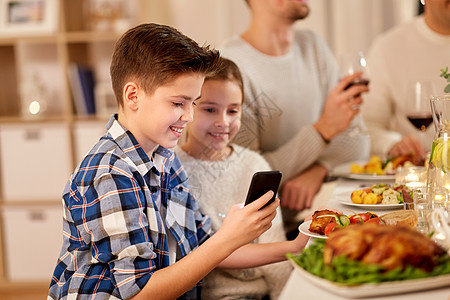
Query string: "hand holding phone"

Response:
xmin=244 ymin=171 xmax=282 ymax=209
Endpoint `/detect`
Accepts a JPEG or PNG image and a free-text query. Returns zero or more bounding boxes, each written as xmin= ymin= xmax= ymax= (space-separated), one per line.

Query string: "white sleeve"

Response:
xmin=361 ymin=37 xmax=403 ymax=156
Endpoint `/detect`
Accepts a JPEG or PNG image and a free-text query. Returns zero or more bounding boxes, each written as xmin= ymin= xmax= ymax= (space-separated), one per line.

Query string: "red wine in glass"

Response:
xmin=345 ymin=78 xmax=370 ymax=97
xmin=344 ymin=78 xmax=370 ymax=90
xmin=338 ymin=51 xmax=370 ymax=136
xmin=407 ymin=113 xmax=433 ymax=131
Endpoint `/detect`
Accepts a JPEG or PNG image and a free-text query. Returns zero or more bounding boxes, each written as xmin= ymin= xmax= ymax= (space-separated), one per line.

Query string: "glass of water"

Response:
xmin=413 ymin=189 xmax=432 ymax=234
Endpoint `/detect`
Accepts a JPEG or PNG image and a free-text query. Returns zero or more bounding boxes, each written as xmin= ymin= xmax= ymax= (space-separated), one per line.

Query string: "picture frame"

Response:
xmin=0 ymin=0 xmax=59 ymax=36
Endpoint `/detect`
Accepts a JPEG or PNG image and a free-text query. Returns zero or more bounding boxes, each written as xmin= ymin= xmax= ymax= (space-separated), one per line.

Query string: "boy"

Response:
xmin=48 ymin=23 xmax=283 ymax=299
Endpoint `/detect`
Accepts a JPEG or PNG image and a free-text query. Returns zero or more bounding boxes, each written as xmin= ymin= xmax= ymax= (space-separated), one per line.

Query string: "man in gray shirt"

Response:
xmin=221 ymin=0 xmax=370 ymax=235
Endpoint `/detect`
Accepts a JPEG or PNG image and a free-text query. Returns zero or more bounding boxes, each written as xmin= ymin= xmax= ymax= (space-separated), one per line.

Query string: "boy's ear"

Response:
xmin=123 ymin=82 xmax=139 ymax=111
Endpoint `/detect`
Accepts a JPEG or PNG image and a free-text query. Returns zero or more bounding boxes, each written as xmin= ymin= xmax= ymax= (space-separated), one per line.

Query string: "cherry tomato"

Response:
xmin=324 ymin=222 xmax=339 ymax=236
xmin=365 ymin=217 xmax=382 ymax=225
xmin=349 ymin=213 xmax=371 ymax=224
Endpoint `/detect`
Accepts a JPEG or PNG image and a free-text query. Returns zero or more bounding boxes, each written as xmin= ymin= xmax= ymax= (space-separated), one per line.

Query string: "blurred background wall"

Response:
xmin=141 ymin=0 xmax=420 ymax=60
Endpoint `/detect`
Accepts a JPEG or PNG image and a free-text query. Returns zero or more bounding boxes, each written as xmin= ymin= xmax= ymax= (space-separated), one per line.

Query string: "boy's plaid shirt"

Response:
xmin=48 ymin=115 xmax=212 ymax=299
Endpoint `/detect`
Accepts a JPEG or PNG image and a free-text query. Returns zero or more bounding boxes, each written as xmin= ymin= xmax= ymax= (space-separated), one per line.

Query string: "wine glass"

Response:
xmin=339 ymin=51 xmax=370 ymax=89
xmin=338 ymin=51 xmax=370 ymax=136
xmin=405 ymin=81 xmax=433 ymax=152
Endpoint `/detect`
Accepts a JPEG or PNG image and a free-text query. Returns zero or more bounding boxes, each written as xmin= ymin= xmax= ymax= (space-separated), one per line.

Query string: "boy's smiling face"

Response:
xmin=120 ymin=73 xmax=204 ymax=153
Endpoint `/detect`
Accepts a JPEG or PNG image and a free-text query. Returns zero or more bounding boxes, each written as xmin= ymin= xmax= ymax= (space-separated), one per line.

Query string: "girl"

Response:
xmin=176 ymin=58 xmax=307 ymax=299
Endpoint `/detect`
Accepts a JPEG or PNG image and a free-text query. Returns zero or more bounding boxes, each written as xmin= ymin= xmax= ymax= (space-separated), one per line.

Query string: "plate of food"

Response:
xmin=298 ymin=209 xmax=349 ymax=239
xmin=335 ymin=183 xmax=412 ymax=210
xmin=333 ymin=155 xmax=418 ymax=180
xmin=299 ymin=209 xmax=418 ymax=239
xmin=288 ymin=224 xmax=450 ymax=298
xmin=299 ymin=220 xmax=328 ymax=239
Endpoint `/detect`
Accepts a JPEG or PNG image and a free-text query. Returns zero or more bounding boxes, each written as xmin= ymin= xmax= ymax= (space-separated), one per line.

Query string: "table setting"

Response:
xmin=278 ymin=83 xmax=450 ymax=299
xmin=280 ymin=153 xmax=450 ymax=299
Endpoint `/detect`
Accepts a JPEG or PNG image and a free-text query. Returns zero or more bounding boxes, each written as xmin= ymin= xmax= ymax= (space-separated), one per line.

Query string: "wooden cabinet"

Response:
xmin=0 ymin=0 xmax=143 ymax=292
xmin=2 ymin=205 xmax=63 ymax=281
xmin=0 ymin=122 xmax=72 ymax=202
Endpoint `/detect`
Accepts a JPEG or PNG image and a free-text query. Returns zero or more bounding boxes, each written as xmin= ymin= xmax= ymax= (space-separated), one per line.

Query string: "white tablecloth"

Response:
xmin=279 ymin=178 xmax=450 ymax=300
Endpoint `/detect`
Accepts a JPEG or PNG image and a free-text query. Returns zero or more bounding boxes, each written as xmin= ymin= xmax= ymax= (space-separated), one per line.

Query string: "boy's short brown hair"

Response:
xmin=110 ymin=23 xmax=221 ymax=107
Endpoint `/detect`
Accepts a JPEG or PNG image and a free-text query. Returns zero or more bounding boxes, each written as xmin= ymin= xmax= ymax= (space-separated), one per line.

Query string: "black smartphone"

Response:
xmin=244 ymin=171 xmax=282 ymax=209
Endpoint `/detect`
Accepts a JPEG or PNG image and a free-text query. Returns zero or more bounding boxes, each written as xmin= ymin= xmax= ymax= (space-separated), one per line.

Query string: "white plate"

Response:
xmin=298 ymin=220 xmax=327 ymax=239
xmin=288 ymin=259 xmax=450 ymax=299
xmin=333 ymin=161 xmax=396 ymax=181
xmin=335 ymin=191 xmax=404 ymax=210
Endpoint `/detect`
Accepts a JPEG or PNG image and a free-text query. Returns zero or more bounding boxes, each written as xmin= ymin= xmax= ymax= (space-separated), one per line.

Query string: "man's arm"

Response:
xmin=280 ymin=163 xmax=328 ymax=211
xmin=230 ymin=69 xmax=328 ymax=183
xmin=278 ymin=75 xmax=370 ymax=212
xmin=317 ymin=114 xmax=371 ymax=171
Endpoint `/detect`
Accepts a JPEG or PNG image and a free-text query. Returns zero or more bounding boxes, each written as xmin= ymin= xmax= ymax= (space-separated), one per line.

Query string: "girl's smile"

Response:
xmin=182 ymin=79 xmax=243 ymax=160
xmin=209 ymin=131 xmax=230 ymax=139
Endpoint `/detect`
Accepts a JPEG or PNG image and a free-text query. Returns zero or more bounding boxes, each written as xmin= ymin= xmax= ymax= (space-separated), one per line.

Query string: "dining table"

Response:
xmin=278 ymin=177 xmax=450 ymax=300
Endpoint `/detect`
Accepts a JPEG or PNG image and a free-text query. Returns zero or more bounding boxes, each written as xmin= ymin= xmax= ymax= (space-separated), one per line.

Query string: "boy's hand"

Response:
xmin=219 ymin=191 xmax=279 ymax=250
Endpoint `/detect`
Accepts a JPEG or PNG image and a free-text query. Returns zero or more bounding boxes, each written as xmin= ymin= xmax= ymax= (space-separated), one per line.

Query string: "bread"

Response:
xmin=379 ymin=210 xmax=418 ymax=227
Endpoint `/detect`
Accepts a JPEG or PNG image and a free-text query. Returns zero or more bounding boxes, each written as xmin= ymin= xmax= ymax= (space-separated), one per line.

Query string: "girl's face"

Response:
xmin=183 ymin=79 xmax=242 ymax=160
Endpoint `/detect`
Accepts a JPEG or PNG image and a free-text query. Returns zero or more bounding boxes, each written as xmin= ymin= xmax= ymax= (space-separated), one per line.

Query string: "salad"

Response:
xmin=350 ymin=184 xmax=413 ymax=205
xmin=350 ymin=155 xmax=415 ymax=175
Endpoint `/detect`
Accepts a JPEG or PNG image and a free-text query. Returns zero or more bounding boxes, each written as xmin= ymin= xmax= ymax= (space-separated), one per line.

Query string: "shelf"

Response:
xmin=0 ymin=35 xmax=60 ymax=46
xmin=0 ymin=0 xmax=142 ymax=289
xmin=0 ymin=200 xmax=61 ymax=208
xmin=64 ymin=31 xmax=122 ymax=43
xmin=0 ymin=45 xmax=18 ymax=117
xmin=0 ymin=280 xmax=49 ymax=293
xmin=0 ymin=115 xmax=67 ymax=124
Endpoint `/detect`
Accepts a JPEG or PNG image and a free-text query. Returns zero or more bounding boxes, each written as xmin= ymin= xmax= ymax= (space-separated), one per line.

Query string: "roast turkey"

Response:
xmin=323 ymin=224 xmax=445 ymax=271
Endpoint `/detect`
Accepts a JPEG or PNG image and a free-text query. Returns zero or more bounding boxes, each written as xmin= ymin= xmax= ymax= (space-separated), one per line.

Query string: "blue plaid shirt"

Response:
xmin=48 ymin=115 xmax=212 ymax=299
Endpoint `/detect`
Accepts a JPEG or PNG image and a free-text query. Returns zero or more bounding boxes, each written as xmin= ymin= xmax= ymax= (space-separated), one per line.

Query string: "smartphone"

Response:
xmin=244 ymin=171 xmax=282 ymax=209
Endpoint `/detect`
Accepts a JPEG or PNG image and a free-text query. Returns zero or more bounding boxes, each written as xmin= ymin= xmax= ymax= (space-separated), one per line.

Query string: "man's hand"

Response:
xmin=388 ymin=135 xmax=425 ymax=165
xmin=314 ymin=72 xmax=369 ymax=141
xmin=280 ymin=164 xmax=328 ymax=211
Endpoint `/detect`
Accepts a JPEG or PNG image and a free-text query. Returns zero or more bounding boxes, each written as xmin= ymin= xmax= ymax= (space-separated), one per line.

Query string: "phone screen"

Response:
xmin=244 ymin=171 xmax=282 ymax=208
